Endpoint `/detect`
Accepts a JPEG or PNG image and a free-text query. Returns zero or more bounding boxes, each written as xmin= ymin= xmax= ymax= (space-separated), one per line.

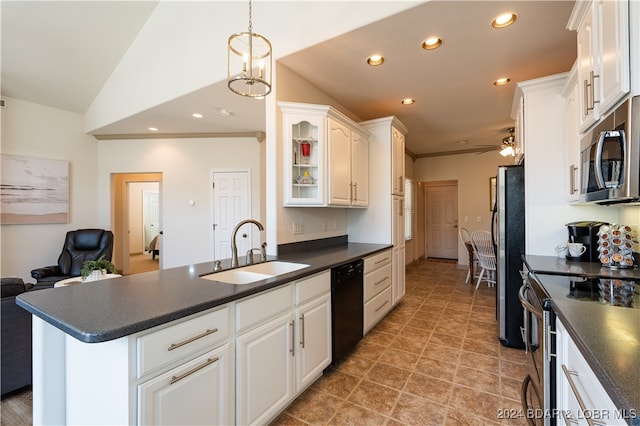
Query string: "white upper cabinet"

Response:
xmin=391 ymin=127 xmax=405 ymax=196
xmin=280 ymin=102 xmax=369 ymax=208
xmin=568 ymin=0 xmax=630 ymax=132
xmin=561 ymin=63 xmax=581 ymax=202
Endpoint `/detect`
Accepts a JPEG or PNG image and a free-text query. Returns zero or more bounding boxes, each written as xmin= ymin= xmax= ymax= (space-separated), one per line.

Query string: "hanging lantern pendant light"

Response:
xmin=228 ymin=0 xmax=272 ymax=98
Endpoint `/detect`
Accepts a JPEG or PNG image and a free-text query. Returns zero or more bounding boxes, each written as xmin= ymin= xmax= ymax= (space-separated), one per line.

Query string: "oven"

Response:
xmin=519 ymin=272 xmax=556 ymax=426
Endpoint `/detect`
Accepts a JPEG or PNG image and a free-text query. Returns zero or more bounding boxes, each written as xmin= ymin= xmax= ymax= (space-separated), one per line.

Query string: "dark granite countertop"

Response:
xmin=523 ymin=256 xmax=639 ymax=424
xmin=17 ymin=242 xmax=391 ymax=344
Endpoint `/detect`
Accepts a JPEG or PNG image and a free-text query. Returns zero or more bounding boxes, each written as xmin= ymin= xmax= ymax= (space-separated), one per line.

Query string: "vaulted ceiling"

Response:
xmin=1 ymin=1 xmax=577 ymax=157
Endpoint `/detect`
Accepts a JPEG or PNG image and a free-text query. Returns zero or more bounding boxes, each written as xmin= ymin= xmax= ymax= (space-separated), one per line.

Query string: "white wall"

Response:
xmin=1 ymin=97 xmax=100 ymax=281
xmin=97 ymin=137 xmax=263 ymax=269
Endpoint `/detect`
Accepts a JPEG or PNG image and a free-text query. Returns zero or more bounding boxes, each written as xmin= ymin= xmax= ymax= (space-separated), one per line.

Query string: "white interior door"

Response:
xmin=426 ymin=185 xmax=458 ymax=259
xmin=213 ymin=170 xmax=251 ymax=261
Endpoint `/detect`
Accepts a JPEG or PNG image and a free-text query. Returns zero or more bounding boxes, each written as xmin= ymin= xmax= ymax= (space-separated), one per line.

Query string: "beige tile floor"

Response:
xmin=271 ymin=258 xmax=529 ymax=426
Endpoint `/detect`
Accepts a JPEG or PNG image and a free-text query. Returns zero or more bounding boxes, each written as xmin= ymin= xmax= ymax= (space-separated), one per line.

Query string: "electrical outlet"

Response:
xmin=476 ymin=216 xmax=482 ymax=223
xmin=292 ymin=222 xmax=304 ymax=235
xmin=333 ymin=220 xmax=340 ymax=230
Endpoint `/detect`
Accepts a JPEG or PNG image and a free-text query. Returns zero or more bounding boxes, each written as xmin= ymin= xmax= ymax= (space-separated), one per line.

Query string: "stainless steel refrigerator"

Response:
xmin=491 ymin=164 xmax=525 ymax=349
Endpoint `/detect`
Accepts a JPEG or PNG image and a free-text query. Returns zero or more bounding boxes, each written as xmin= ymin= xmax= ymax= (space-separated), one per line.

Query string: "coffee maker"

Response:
xmin=565 ymin=221 xmax=609 ymax=262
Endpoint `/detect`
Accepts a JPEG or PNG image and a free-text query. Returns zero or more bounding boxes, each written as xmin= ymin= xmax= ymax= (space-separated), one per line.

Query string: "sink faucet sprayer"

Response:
xmin=231 ymin=219 xmax=265 ymax=268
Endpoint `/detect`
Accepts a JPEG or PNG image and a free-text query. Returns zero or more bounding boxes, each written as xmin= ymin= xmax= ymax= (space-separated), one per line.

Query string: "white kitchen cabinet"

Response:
xmin=280 ymin=101 xmax=369 ymax=207
xmin=235 ymin=271 xmax=331 ymax=425
xmin=53 ymin=304 xmax=234 ymax=425
xmin=136 ymin=306 xmax=233 ymax=425
xmin=562 ymin=62 xmax=581 ymax=202
xmin=236 ymin=311 xmax=295 ymax=425
xmin=350 ymin=129 xmax=369 ymax=207
xmin=392 ymin=195 xmax=406 ymax=305
xmin=363 ymin=249 xmax=392 ymax=334
xmin=392 ymin=127 xmax=405 ymax=196
xmin=568 ymin=0 xmax=630 ymax=132
xmin=555 ymin=319 xmax=620 ymax=425
xmin=281 ymin=107 xmax=325 ymax=206
xmin=350 ymin=117 xmax=407 ymax=306
xmin=327 ymin=118 xmax=369 ymax=207
xmin=295 ymin=293 xmax=331 ymax=390
xmin=138 ymin=344 xmax=232 ymax=425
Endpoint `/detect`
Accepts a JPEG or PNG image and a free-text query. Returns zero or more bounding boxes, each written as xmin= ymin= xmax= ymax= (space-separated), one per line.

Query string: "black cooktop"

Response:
xmin=567 ymin=277 xmax=639 ymax=309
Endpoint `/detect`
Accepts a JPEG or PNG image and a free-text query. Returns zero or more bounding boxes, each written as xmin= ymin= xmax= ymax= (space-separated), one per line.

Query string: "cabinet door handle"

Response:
xmin=585 ymin=70 xmax=600 ymax=114
xmin=353 ymin=183 xmax=358 ymax=202
xmin=289 ymin=321 xmax=295 ymax=356
xmin=569 ymin=164 xmax=579 ymax=194
xmin=374 ymin=257 xmax=390 ymax=265
xmin=170 ymin=357 xmax=219 ymax=385
xmin=168 ymin=328 xmax=218 ymax=351
xmin=299 ymin=314 xmax=305 ymax=348
xmin=350 ymin=182 xmax=353 ymax=202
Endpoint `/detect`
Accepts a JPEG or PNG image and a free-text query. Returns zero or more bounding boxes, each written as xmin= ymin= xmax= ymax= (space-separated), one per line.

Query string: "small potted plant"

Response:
xmin=81 ymin=256 xmax=116 ymax=281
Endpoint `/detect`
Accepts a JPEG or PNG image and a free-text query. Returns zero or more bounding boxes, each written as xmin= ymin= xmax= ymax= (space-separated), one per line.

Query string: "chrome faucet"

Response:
xmin=231 ymin=219 xmax=265 ymax=268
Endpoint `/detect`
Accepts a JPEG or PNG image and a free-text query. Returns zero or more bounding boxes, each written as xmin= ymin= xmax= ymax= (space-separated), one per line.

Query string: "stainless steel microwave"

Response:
xmin=580 ymin=95 xmax=640 ymax=205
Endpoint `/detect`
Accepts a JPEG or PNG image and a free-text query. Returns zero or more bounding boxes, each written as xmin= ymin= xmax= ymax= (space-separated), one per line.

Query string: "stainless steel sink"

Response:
xmin=201 ymin=261 xmax=309 ymax=285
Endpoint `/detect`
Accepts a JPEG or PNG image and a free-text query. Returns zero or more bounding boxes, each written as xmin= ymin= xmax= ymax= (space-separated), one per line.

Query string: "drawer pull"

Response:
xmin=561 ymin=364 xmax=605 ymax=426
xmin=374 ymin=300 xmax=389 ymax=312
xmin=300 ymin=314 xmax=305 ymax=348
xmin=374 ymin=257 xmax=390 ymax=265
xmin=170 ymin=357 xmax=219 ymax=385
xmin=168 ymin=328 xmax=218 ymax=351
xmin=374 ymin=276 xmax=389 ymax=286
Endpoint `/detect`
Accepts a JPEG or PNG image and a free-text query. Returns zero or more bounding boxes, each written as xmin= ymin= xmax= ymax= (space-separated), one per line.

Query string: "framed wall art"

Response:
xmin=1 ymin=154 xmax=69 ymax=224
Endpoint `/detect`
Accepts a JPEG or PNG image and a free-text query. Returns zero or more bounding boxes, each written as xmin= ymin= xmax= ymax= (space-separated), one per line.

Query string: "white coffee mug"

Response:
xmin=567 ymin=243 xmax=586 ymax=257
xmin=555 ymin=244 xmax=568 ymax=258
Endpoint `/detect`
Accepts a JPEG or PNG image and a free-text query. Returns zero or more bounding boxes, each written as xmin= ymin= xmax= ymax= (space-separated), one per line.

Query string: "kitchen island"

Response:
xmin=17 ymin=241 xmax=391 ymax=425
xmin=523 ymin=255 xmax=639 ymax=425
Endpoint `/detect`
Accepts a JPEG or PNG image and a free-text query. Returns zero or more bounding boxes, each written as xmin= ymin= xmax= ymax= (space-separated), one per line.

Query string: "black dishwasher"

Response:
xmin=330 ymin=259 xmax=364 ymax=364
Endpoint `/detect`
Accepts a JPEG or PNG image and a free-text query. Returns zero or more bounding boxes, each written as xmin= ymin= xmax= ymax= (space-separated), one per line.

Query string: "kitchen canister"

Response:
xmin=597 ymin=224 xmax=636 ymax=268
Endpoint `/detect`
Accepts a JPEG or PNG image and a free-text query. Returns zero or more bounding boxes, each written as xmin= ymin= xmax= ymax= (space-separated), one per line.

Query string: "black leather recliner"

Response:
xmin=30 ymin=229 xmax=114 ymax=288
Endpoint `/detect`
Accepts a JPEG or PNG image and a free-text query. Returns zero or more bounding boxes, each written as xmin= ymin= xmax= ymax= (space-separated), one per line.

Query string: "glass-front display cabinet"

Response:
xmin=280 ymin=103 xmax=328 ymax=206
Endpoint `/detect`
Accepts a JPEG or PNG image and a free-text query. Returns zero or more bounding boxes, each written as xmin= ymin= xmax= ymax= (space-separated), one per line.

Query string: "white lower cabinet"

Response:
xmin=235 ymin=271 xmax=331 ymax=425
xmin=44 ymin=271 xmax=335 ymax=425
xmin=363 ymin=249 xmax=393 ymax=334
xmin=556 ymin=319 xmax=620 ymax=425
xmin=295 ymin=292 xmax=331 ymax=390
xmin=236 ymin=311 xmax=295 ymax=425
xmin=138 ymin=343 xmax=233 ymax=425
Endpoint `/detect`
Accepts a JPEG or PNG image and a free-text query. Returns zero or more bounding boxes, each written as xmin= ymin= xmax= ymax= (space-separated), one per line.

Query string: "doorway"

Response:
xmin=128 ymin=182 xmax=160 ymax=274
xmin=112 ymin=173 xmax=162 ymax=275
xmin=424 ymin=180 xmax=458 ymax=259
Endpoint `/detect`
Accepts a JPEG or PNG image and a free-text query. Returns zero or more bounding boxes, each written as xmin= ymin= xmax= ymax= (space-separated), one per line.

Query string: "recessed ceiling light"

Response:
xmin=421 ymin=36 xmax=443 ymax=50
xmin=192 ymin=113 xmax=203 ymax=118
xmin=401 ymin=98 xmax=415 ymax=105
xmin=367 ymin=54 xmax=385 ymax=66
xmin=148 ymin=127 xmax=159 ymax=132
xmin=493 ymin=77 xmax=511 ymax=86
xmin=492 ymin=12 xmax=517 ymax=28
xmin=218 ymin=108 xmax=232 ymax=117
